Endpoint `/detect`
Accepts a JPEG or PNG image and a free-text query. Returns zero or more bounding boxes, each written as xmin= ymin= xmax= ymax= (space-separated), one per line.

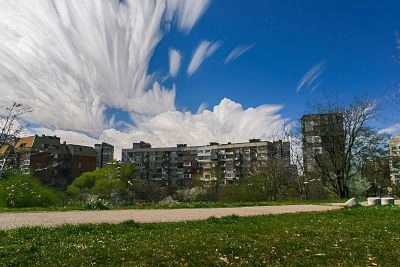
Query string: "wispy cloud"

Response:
xmin=296 ymin=61 xmax=326 ymax=93
xmin=169 ymin=48 xmax=181 ymax=77
xmin=379 ymin=123 xmax=400 ymax=136
xmin=165 ymin=0 xmax=211 ymax=34
xmin=31 ymin=98 xmax=288 ymax=160
xmin=187 ymin=40 xmax=221 ymax=76
xmin=224 ymin=44 xmax=255 ymax=64
xmin=0 ymin=0 xmax=289 ymax=160
xmin=0 ymin=0 xmax=209 ymax=136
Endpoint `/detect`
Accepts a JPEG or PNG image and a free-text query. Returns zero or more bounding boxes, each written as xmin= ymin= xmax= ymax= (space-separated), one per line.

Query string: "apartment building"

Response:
xmin=388 ymin=136 xmax=400 ymax=183
xmin=94 ymin=142 xmax=114 ymax=168
xmin=301 ymin=113 xmax=344 ymax=175
xmin=67 ymin=144 xmax=98 ymax=181
xmin=11 ymin=135 xmax=97 ymax=189
xmin=121 ymin=139 xmax=293 ymax=191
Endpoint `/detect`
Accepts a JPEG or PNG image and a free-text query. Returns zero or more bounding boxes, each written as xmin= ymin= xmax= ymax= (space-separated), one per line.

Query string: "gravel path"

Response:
xmin=0 ymin=204 xmax=344 ymax=230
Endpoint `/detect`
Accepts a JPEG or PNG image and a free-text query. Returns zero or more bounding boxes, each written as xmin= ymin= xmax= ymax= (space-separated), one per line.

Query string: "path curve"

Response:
xmin=0 ymin=204 xmax=344 ymax=230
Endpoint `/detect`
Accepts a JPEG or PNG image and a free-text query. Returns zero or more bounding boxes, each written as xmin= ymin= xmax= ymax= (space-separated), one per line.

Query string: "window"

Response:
xmin=314 ymin=147 xmax=323 ymax=154
xmin=304 ymin=121 xmax=315 ymax=132
xmin=306 ymin=136 xmax=322 ymax=143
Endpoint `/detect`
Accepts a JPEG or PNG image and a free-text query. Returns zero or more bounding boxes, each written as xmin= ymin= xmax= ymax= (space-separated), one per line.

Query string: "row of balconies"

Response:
xmin=129 ymin=147 xmax=273 ymax=161
xmin=131 ymin=153 xmax=265 ymax=163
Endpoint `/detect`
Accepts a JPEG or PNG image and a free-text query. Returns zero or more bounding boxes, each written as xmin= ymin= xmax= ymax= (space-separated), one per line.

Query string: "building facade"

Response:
xmin=388 ymin=136 xmax=400 ymax=183
xmin=94 ymin=142 xmax=114 ymax=168
xmin=67 ymin=144 xmax=98 ymax=181
xmin=11 ymin=135 xmax=97 ymax=189
xmin=301 ymin=113 xmax=344 ymax=175
xmin=121 ymin=139 xmax=294 ymax=191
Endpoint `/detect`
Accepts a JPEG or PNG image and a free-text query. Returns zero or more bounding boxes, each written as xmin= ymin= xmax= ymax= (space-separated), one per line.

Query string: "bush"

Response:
xmin=0 ymin=173 xmax=63 ymax=208
xmin=84 ymin=199 xmax=109 ymax=210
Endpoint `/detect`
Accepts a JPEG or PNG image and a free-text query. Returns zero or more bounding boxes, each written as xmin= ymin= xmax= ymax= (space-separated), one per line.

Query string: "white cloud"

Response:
xmin=187 ymin=40 xmax=221 ymax=76
xmin=0 ymin=0 xmax=208 ymax=137
xmin=165 ymin=0 xmax=211 ymax=34
xmin=0 ymin=1 xmax=290 ymax=161
xmin=32 ymin=128 xmax=100 ymax=148
xmin=379 ymin=123 xmax=400 ymax=136
xmin=169 ymin=48 xmax=181 ymax=77
xmin=296 ymin=61 xmax=326 ymax=93
xmin=32 ymin=98 xmax=288 ymax=160
xmin=196 ymin=102 xmax=208 ymax=114
xmin=141 ymin=98 xmax=287 ymax=149
xmin=224 ymin=44 xmax=255 ymax=64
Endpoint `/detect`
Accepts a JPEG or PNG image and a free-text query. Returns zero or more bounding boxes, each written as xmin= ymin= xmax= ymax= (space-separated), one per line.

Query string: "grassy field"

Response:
xmin=0 ymin=205 xmax=398 ymax=266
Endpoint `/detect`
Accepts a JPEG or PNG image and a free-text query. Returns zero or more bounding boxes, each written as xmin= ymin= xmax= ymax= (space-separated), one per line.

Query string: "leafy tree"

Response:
xmin=348 ymin=173 xmax=370 ymax=198
xmin=67 ymin=162 xmax=135 ymax=205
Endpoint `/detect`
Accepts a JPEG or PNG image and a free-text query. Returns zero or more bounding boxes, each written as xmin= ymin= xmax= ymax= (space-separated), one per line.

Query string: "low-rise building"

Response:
xmin=67 ymin=144 xmax=98 ymax=181
xmin=11 ymin=135 xmax=97 ymax=189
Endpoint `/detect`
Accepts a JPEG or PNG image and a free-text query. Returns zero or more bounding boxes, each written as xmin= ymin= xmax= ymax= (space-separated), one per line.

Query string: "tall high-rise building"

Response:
xmin=94 ymin=142 xmax=114 ymax=168
xmin=388 ymin=136 xmax=400 ymax=183
xmin=301 ymin=113 xmax=344 ymax=175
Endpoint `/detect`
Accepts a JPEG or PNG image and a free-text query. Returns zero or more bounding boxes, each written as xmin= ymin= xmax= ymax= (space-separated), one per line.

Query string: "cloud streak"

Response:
xmin=187 ymin=40 xmax=221 ymax=76
xmin=31 ymin=98 xmax=288 ymax=160
xmin=224 ymin=44 xmax=255 ymax=63
xmin=165 ymin=0 xmax=211 ymax=34
xmin=379 ymin=123 xmax=400 ymax=136
xmin=0 ymin=0 xmax=209 ymax=136
xmin=1 ymin=0 xmax=289 ymax=160
xmin=296 ymin=61 xmax=326 ymax=93
xmin=169 ymin=48 xmax=181 ymax=77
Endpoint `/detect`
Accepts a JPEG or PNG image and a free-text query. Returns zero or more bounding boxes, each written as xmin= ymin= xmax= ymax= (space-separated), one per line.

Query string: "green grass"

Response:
xmin=0 ymin=205 xmax=399 ymax=266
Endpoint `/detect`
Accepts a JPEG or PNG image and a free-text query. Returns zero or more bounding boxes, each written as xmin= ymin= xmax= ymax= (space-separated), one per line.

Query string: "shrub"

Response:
xmin=0 ymin=173 xmax=63 ymax=208
xmin=85 ymin=199 xmax=110 ymax=210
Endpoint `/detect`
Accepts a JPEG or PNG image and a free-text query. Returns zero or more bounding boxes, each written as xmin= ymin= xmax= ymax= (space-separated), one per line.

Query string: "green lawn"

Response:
xmin=0 ymin=205 xmax=398 ymax=266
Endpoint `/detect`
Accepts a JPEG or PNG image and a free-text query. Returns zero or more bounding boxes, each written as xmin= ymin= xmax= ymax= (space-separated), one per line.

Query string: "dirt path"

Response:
xmin=0 ymin=204 xmax=344 ymax=230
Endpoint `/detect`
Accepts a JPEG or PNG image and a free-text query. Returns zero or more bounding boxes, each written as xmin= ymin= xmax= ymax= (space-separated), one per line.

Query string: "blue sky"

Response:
xmin=151 ymin=0 xmax=399 ymax=121
xmin=0 ymin=0 xmax=399 ymax=158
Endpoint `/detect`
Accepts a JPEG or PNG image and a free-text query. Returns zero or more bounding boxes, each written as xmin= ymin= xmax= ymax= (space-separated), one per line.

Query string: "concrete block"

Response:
xmin=345 ymin=197 xmax=359 ymax=207
xmin=381 ymin=197 xmax=395 ymax=206
xmin=367 ymin=197 xmax=381 ymax=206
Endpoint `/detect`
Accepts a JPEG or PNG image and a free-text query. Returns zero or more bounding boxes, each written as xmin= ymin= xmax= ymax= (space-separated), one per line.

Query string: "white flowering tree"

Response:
xmin=0 ymin=102 xmax=32 ymax=178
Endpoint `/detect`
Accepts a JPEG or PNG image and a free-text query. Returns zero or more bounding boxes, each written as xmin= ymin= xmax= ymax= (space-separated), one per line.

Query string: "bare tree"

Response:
xmin=303 ymin=93 xmax=388 ymax=198
xmin=0 ymin=102 xmax=32 ymax=177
